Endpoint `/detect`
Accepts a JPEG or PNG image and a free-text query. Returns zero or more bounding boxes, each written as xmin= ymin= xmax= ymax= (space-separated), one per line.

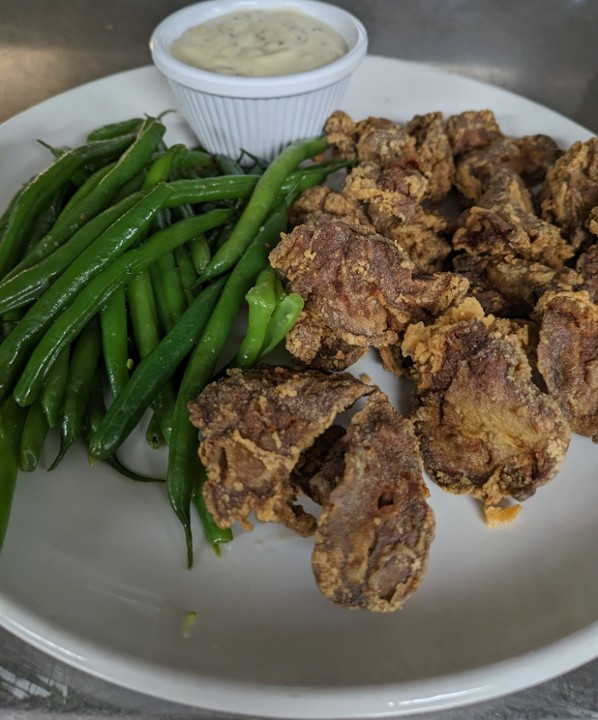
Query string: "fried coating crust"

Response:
xmin=453 ymin=170 xmax=574 ymax=269
xmin=324 ymin=110 xmax=358 ymax=159
xmin=354 ymin=116 xmax=417 ymax=166
xmin=289 ymin=185 xmax=374 ymax=230
xmin=269 ymin=216 xmax=469 ymax=370
xmin=445 ymin=109 xmax=503 ymax=156
xmin=312 ymin=391 xmax=435 ymax=612
xmin=402 ymin=299 xmax=570 ymax=505
xmin=189 ymin=366 xmax=373 ymax=535
xmin=406 ymin=112 xmax=455 ymax=201
xmin=576 ymin=243 xmax=598 ymax=303
xmin=342 ymin=160 xmax=429 ymax=230
xmin=342 ymin=161 xmax=452 ymax=271
xmin=536 ymin=290 xmax=598 ymax=441
xmin=452 ymin=253 xmax=580 ymax=318
xmin=454 ymin=135 xmax=562 ymax=202
xmin=540 ymin=137 xmax=598 ymax=247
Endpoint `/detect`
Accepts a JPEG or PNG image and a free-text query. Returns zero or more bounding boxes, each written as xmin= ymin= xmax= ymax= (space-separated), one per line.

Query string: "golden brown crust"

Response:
xmin=312 ymin=390 xmax=435 ymax=612
xmin=483 ymin=504 xmax=523 ymax=527
xmin=453 ymin=169 xmax=574 ymax=270
xmin=189 ymin=366 xmax=374 ymax=535
xmin=445 ymin=109 xmax=503 ymax=156
xmin=540 ymin=137 xmax=598 ymax=246
xmin=402 ymin=300 xmax=571 ymax=504
xmin=269 ymin=216 xmax=468 ymax=370
xmin=536 ymin=289 xmax=598 ymax=440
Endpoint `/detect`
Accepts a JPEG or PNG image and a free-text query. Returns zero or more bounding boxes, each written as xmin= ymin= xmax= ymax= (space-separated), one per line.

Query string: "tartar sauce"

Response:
xmin=170 ymin=8 xmax=348 ymax=77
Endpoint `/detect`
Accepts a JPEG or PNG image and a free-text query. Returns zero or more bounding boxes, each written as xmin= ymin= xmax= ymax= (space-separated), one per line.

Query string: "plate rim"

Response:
xmin=0 ymin=55 xmax=596 ymax=719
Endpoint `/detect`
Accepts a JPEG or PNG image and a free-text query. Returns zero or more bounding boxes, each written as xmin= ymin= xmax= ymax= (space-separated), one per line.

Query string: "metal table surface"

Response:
xmin=0 ymin=1 xmax=597 ymax=718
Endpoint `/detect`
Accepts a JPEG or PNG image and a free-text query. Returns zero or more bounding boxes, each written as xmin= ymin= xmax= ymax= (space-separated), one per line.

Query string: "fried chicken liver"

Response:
xmin=402 ymin=299 xmax=570 ymax=505
xmin=269 ymin=215 xmax=468 ymax=371
xmin=536 ymin=290 xmax=598 ymax=441
xmin=312 ymin=390 xmax=435 ymax=612
xmin=190 ymin=367 xmax=435 ymax=613
xmin=188 ymin=366 xmax=374 ymax=536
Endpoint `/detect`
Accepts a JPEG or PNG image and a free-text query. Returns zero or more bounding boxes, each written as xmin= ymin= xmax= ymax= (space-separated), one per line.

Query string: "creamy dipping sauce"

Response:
xmin=170 ymin=8 xmax=348 ymax=77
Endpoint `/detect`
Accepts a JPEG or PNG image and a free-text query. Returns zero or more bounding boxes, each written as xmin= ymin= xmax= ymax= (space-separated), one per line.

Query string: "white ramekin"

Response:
xmin=150 ymin=0 xmax=368 ymax=161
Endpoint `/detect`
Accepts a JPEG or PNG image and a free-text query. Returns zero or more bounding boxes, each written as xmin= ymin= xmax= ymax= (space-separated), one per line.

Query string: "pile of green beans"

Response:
xmin=0 ymin=114 xmax=342 ymax=561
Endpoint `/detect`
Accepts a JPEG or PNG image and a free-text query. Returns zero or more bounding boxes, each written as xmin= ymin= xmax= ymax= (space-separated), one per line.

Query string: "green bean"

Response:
xmin=149 ymin=253 xmax=187 ymax=332
xmin=19 ymin=397 xmax=50 ymax=472
xmin=88 ymin=276 xmax=227 ymax=460
xmin=215 ymin=155 xmax=245 ymax=176
xmin=191 ymin=465 xmax=232 ymax=556
xmin=213 ymin=206 xmax=244 ymax=251
xmin=50 ymin=317 xmax=101 ymax=470
xmin=177 ymin=148 xmax=215 ymax=172
xmin=0 ymin=133 xmax=139 ymax=279
xmin=257 ymin=292 xmax=305 ymax=360
xmin=167 ymin=205 xmax=286 ymax=566
xmin=84 ymin=374 xmax=163 ymax=482
xmin=143 ymin=144 xmax=187 ymax=188
xmin=127 ymin=270 xmax=160 ymax=356
xmin=145 ymin=412 xmax=165 ymax=450
xmin=87 ymin=117 xmax=144 ymax=142
xmin=14 ymin=208 xmax=232 ymax=406
xmin=0 ymin=192 xmax=142 ymax=314
xmin=60 ymin=162 xmax=116 ymax=216
xmin=188 ymin=234 xmax=211 ymax=276
xmin=99 ymin=287 xmax=129 ymax=399
xmin=113 ymin=169 xmax=147 ymax=201
xmin=166 ymin=175 xmax=258 ymax=207
xmin=0 ymin=396 xmax=27 ymax=551
xmin=1 ymin=309 xmax=21 ymax=340
xmin=0 ymin=184 xmax=172 ymax=399
xmin=40 ymin=344 xmax=70 ymax=427
xmin=199 ymin=135 xmax=328 ymax=282
xmin=127 ymin=268 xmax=177 ymax=443
xmin=235 ymin=267 xmax=277 ymax=368
xmin=5 ymin=117 xmax=166 ymax=279
xmin=145 ymin=146 xmax=208 ymax=327
xmin=174 ymin=245 xmax=199 ymax=303
xmin=22 ymin=184 xmax=72 ymax=261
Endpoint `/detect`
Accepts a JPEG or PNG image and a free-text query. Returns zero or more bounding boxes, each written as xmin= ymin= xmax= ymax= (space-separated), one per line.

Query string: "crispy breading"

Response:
xmin=445 ymin=109 xmax=503 ymax=156
xmin=342 ymin=160 xmax=429 ymax=229
xmin=453 ymin=253 xmax=580 ymax=318
xmin=454 ymin=135 xmax=561 ymax=201
xmin=539 ymin=137 xmax=598 ymax=248
xmin=189 ymin=366 xmax=374 ymax=535
xmin=402 ymin=299 xmax=570 ymax=505
xmin=406 ymin=111 xmax=455 ymax=201
xmin=289 ymin=185 xmax=374 ymax=229
xmin=453 ymin=170 xmax=574 ymax=269
xmin=342 ymin=160 xmax=452 ymax=271
xmin=576 ymin=243 xmax=598 ymax=303
xmin=354 ymin=116 xmax=417 ymax=165
xmin=269 ymin=216 xmax=469 ymax=370
xmin=324 ymin=110 xmax=358 ymax=159
xmin=312 ymin=391 xmax=435 ymax=612
xmin=483 ymin=504 xmax=523 ymax=527
xmin=536 ymin=290 xmax=598 ymax=441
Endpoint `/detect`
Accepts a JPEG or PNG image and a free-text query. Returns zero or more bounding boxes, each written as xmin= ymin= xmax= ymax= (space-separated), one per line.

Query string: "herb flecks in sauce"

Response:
xmin=170 ymin=9 xmax=348 ymax=77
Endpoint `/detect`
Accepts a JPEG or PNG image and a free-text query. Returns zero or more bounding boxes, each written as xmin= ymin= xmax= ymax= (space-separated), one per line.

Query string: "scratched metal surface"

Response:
xmin=0 ymin=0 xmax=597 ymax=718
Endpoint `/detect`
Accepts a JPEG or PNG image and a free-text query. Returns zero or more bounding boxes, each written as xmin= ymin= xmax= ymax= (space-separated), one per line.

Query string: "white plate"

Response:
xmin=0 ymin=56 xmax=596 ymax=719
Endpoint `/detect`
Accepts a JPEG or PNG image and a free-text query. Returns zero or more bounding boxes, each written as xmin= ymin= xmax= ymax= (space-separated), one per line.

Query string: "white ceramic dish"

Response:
xmin=150 ymin=0 xmax=368 ymax=160
xmin=0 ymin=56 xmax=596 ymax=719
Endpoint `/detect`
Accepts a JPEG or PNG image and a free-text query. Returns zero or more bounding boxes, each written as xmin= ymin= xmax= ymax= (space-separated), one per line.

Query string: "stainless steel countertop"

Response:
xmin=1 ymin=1 xmax=597 ymax=718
